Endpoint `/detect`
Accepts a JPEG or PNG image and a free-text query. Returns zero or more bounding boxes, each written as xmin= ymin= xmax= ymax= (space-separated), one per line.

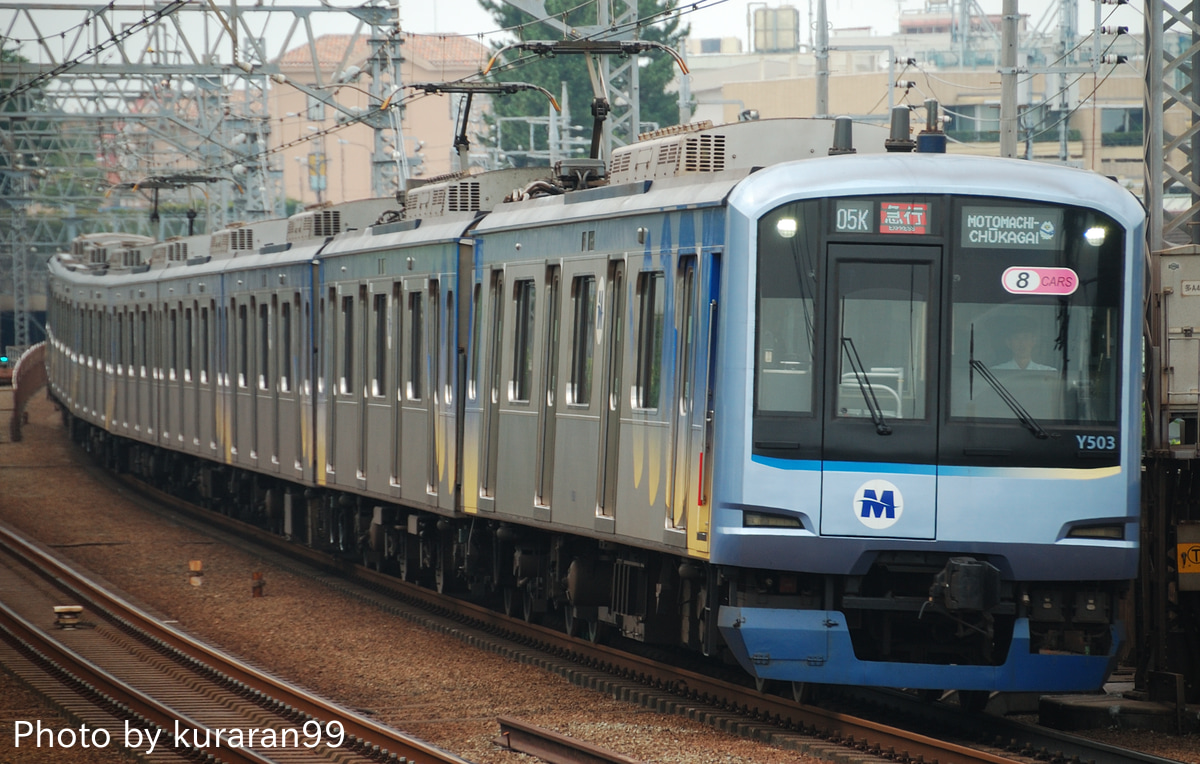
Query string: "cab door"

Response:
xmin=819 ymin=243 xmax=940 ymax=540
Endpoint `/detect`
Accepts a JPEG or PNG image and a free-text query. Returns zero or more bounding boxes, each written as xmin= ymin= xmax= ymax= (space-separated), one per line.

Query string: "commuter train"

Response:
xmin=45 ymin=112 xmax=1145 ymax=701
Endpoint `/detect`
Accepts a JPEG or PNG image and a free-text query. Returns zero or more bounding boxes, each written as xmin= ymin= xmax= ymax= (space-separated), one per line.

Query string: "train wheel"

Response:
xmin=584 ymin=618 xmax=603 ymax=644
xmin=755 ymin=677 xmax=771 ymax=694
xmin=503 ymin=587 xmax=517 ymax=618
xmin=522 ymin=589 xmax=538 ymax=623
xmin=397 ymin=534 xmax=415 ymax=582
xmin=564 ymin=606 xmax=579 ymax=637
xmin=434 ymin=547 xmax=451 ymax=594
xmin=792 ymin=682 xmax=818 ymax=704
xmin=957 ymin=690 xmax=991 ymax=713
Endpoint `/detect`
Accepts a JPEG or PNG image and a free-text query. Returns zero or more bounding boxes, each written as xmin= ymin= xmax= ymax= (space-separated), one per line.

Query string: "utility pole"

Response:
xmin=815 ymin=0 xmax=829 ymax=118
xmin=999 ymin=0 xmax=1019 ymax=158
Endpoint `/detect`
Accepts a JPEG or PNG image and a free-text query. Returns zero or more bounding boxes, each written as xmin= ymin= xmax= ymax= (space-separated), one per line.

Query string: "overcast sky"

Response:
xmin=1 ymin=0 xmax=1147 ymax=63
xmin=397 ymin=0 xmax=1146 ymax=47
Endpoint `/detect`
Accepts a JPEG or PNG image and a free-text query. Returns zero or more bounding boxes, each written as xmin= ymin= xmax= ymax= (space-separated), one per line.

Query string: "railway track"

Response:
xmin=105 ymin=471 xmax=1185 ymax=764
xmin=0 ymin=522 xmax=473 ymax=764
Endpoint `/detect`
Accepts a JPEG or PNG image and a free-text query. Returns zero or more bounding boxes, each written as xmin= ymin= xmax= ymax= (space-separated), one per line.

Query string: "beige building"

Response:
xmin=272 ymin=33 xmax=491 ymax=206
xmin=684 ymin=15 xmax=1162 ymax=194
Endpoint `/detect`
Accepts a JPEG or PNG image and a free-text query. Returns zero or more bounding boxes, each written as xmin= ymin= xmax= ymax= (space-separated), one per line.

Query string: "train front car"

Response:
xmin=714 ymin=153 xmax=1144 ymax=696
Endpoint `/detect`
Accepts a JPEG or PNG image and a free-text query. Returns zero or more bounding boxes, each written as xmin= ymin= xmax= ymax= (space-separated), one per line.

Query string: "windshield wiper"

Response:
xmin=967 ymin=324 xmax=1050 ymax=440
xmin=968 ymin=359 xmax=1050 ymax=440
xmin=841 ymin=336 xmax=892 ymax=436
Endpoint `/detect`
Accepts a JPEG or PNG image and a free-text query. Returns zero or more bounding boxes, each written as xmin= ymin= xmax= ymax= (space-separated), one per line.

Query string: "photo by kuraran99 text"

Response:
xmin=46 ymin=108 xmax=1144 ymax=706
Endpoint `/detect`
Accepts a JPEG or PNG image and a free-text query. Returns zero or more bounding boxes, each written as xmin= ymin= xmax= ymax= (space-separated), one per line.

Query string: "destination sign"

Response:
xmin=880 ymin=202 xmax=929 ymax=235
xmin=962 ymin=206 xmax=1063 ymax=250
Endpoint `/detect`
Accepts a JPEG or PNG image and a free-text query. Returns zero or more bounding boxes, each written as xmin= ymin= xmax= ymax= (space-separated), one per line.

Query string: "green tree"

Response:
xmin=477 ymin=0 xmax=687 ymax=166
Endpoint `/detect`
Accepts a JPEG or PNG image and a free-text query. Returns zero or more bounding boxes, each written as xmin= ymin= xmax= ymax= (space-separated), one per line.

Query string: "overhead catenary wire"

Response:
xmin=171 ymin=0 xmax=712 ymax=181
xmin=0 ymin=0 xmax=188 ymax=106
xmin=6 ymin=0 xmax=718 ymax=191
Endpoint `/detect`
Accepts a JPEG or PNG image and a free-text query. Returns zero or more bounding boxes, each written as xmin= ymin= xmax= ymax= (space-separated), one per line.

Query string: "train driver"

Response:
xmin=994 ymin=319 xmax=1056 ymax=371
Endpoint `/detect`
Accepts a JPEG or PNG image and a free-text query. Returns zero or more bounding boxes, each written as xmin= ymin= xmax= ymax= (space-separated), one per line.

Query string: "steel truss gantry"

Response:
xmin=1143 ymin=0 xmax=1200 ymax=703
xmin=0 ymin=0 xmax=409 ymax=348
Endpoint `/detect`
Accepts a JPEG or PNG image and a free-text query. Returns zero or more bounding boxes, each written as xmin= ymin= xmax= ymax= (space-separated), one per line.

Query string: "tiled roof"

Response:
xmin=276 ymin=32 xmax=489 ymax=71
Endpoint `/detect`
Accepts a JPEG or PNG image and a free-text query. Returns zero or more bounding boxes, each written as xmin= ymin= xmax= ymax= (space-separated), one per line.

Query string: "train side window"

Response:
xmin=169 ymin=308 xmax=178 ymax=381
xmin=280 ymin=300 xmax=292 ymax=393
xmin=469 ymin=283 xmax=481 ymax=401
xmin=302 ymin=298 xmax=310 ymax=396
xmin=442 ymin=288 xmax=452 ymax=406
xmin=408 ymin=291 xmax=423 ymax=401
xmin=259 ymin=301 xmax=270 ymax=391
xmin=483 ymin=272 xmax=505 ymax=497
xmin=372 ymin=293 xmax=387 ymax=397
xmin=116 ymin=313 xmax=125 ymax=374
xmin=391 ymin=284 xmax=402 ymax=401
xmin=219 ymin=304 xmax=229 ymax=387
xmin=124 ymin=310 xmax=130 ymax=374
xmin=139 ymin=311 xmax=148 ymax=377
xmin=128 ymin=310 xmax=136 ymax=377
xmin=237 ymin=303 xmax=249 ymax=388
xmin=511 ymin=279 xmax=536 ymax=403
xmin=567 ymin=275 xmax=597 ymax=406
xmin=340 ymin=295 xmax=354 ymax=395
xmin=633 ymin=271 xmax=665 ymax=410
xmin=184 ymin=306 xmax=194 ymax=383
xmin=200 ymin=305 xmax=210 ymax=385
xmin=318 ymin=292 xmax=330 ymax=396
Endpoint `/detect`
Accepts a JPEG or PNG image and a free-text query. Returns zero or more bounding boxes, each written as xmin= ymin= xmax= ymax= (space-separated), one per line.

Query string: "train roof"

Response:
xmin=729 ymin=152 xmax=1146 ymax=227
xmin=471 ymin=173 xmax=747 ymax=235
xmin=318 ymin=213 xmax=477 ymax=259
xmin=608 ymin=118 xmax=890 ymax=184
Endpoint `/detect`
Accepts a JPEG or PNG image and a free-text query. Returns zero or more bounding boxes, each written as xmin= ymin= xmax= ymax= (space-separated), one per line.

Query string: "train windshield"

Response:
xmin=948 ymin=203 xmax=1122 ymax=428
xmin=753 ymin=196 xmax=1125 ymax=468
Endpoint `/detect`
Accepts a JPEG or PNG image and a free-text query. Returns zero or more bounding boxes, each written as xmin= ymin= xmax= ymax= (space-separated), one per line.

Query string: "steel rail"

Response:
xmin=114 ymin=474 xmax=1177 ymax=764
xmin=0 ymin=598 xmax=270 ymax=764
xmin=114 ymin=476 xmax=1021 ymax=764
xmin=493 ymin=715 xmax=645 ymax=764
xmin=0 ymin=523 xmax=473 ymax=764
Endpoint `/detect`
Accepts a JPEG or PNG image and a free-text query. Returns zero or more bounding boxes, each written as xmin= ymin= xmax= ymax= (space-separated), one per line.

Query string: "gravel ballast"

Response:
xmin=2 ymin=390 xmax=1197 ymax=763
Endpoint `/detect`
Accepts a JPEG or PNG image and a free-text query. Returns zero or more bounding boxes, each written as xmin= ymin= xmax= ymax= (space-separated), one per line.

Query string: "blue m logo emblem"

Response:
xmin=859 ymin=489 xmax=896 ymax=519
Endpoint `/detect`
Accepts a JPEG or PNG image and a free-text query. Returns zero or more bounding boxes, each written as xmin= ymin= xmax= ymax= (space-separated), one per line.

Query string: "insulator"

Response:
xmin=1099 ymin=25 xmax=1128 ymax=35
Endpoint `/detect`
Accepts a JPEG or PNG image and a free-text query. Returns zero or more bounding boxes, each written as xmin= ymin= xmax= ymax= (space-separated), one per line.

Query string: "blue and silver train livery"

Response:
xmin=46 ymin=112 xmax=1143 ymax=700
